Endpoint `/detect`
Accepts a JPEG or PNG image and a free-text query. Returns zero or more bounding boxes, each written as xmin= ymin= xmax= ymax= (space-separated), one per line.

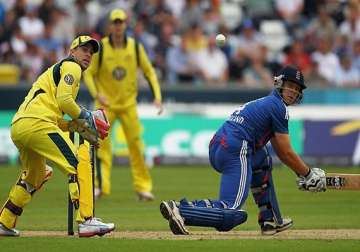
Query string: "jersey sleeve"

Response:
xmin=56 ymin=61 xmax=82 ymax=119
xmin=138 ymin=42 xmax=162 ymax=102
xmin=271 ymin=101 xmax=289 ymax=134
xmin=83 ymin=50 xmax=100 ymax=99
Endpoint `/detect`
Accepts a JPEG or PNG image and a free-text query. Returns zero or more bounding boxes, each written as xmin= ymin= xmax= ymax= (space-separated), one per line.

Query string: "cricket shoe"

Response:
xmin=78 ymin=217 xmax=115 ymax=237
xmin=94 ymin=187 xmax=102 ymax=200
xmin=137 ymin=191 xmax=155 ymax=202
xmin=261 ymin=217 xmax=293 ymax=235
xmin=0 ymin=223 xmax=20 ymax=237
xmin=160 ymin=200 xmax=189 ymax=235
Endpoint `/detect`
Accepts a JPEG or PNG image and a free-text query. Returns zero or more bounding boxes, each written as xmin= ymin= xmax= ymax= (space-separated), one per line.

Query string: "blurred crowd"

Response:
xmin=0 ymin=0 xmax=360 ymax=88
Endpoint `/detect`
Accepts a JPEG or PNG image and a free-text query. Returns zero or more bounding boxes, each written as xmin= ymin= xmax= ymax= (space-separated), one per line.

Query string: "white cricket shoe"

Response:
xmin=78 ymin=217 xmax=115 ymax=237
xmin=137 ymin=191 xmax=155 ymax=202
xmin=0 ymin=223 xmax=20 ymax=237
xmin=261 ymin=217 xmax=293 ymax=235
xmin=160 ymin=200 xmax=189 ymax=235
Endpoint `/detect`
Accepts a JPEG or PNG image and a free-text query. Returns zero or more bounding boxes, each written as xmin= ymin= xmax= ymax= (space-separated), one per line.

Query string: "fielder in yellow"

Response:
xmin=83 ymin=9 xmax=163 ymax=201
xmin=0 ymin=35 xmax=114 ymax=237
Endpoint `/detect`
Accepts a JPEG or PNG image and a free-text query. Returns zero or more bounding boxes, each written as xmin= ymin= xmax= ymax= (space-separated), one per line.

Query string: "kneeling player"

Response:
xmin=160 ymin=66 xmax=327 ymax=235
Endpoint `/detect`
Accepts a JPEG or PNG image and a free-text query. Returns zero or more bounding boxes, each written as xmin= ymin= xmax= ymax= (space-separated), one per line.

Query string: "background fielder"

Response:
xmin=84 ymin=8 xmax=163 ymax=201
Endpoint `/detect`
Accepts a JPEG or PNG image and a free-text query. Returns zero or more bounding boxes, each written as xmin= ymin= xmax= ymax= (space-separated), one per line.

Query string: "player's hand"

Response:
xmin=97 ymin=93 xmax=109 ymax=108
xmin=154 ymin=99 xmax=163 ymax=115
xmin=75 ymin=108 xmax=110 ymax=145
xmin=297 ymin=167 xmax=326 ymax=192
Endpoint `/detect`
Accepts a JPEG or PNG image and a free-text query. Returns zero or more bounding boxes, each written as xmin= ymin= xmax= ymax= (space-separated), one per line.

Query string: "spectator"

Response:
xmin=179 ymin=0 xmax=203 ymax=32
xmin=18 ymin=5 xmax=44 ymax=41
xmin=311 ymin=37 xmax=340 ymax=86
xmin=0 ymin=9 xmax=17 ymax=44
xmin=34 ymin=23 xmax=62 ymax=53
xmin=154 ymin=22 xmax=175 ymax=81
xmin=233 ymin=19 xmax=263 ymax=61
xmin=147 ymin=0 xmax=176 ymax=38
xmin=21 ymin=43 xmax=43 ymax=83
xmin=165 ymin=0 xmax=185 ymax=19
xmin=339 ymin=1 xmax=360 ymax=43
xmin=243 ymin=45 xmax=273 ymax=88
xmin=284 ymin=38 xmax=312 ymax=78
xmin=353 ymin=39 xmax=360 ymax=71
xmin=196 ymin=35 xmax=228 ymax=86
xmin=50 ymin=7 xmax=74 ymax=45
xmin=243 ymin=0 xmax=274 ymax=27
xmin=131 ymin=18 xmax=157 ymax=61
xmin=275 ymin=0 xmax=304 ymax=35
xmin=305 ymin=4 xmax=336 ymax=50
xmin=10 ymin=24 xmax=26 ymax=55
xmin=69 ymin=0 xmax=92 ymax=35
xmin=12 ymin=0 xmax=26 ymax=20
xmin=37 ymin=0 xmax=55 ymax=24
xmin=334 ymin=53 xmax=360 ymax=87
xmin=166 ymin=34 xmax=199 ymax=84
xmin=0 ymin=2 xmax=5 ymax=24
xmin=228 ymin=19 xmax=262 ymax=83
xmin=201 ymin=5 xmax=222 ymax=35
xmin=334 ymin=34 xmax=352 ymax=57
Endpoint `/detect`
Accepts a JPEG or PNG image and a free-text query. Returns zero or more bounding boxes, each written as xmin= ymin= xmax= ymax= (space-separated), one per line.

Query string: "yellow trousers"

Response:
xmin=0 ymin=118 xmax=93 ymax=228
xmin=97 ymin=105 xmax=152 ymax=195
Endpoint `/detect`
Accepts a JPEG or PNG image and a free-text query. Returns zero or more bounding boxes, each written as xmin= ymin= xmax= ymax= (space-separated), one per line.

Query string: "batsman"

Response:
xmin=83 ymin=9 xmax=163 ymax=201
xmin=0 ymin=35 xmax=114 ymax=237
xmin=160 ymin=66 xmax=327 ymax=235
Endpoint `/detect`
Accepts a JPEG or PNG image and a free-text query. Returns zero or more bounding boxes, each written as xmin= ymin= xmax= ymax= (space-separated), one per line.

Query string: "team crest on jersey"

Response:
xmin=112 ymin=67 xmax=126 ymax=80
xmin=64 ymin=74 xmax=74 ymax=85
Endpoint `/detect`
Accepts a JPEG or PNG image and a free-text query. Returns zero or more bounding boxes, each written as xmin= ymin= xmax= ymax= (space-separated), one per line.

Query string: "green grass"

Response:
xmin=1 ymin=239 xmax=360 ymax=252
xmin=0 ymin=165 xmax=359 ymax=251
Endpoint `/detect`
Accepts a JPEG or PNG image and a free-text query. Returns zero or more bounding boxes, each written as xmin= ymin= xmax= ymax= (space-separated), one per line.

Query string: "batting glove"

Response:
xmin=297 ymin=168 xmax=326 ymax=192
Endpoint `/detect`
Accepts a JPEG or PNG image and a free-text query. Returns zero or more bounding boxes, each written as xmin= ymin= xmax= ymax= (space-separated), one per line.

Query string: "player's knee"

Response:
xmin=216 ymin=209 xmax=248 ymax=232
xmin=253 ymin=147 xmax=272 ymax=172
xmin=5 ymin=179 xmax=35 ymax=217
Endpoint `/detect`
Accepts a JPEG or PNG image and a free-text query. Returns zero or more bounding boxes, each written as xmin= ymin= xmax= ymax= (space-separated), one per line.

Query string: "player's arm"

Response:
xmin=270 ymin=134 xmax=326 ymax=192
xmin=56 ymin=61 xmax=82 ymax=119
xmin=138 ymin=43 xmax=162 ymax=105
xmin=270 ymin=133 xmax=310 ymax=176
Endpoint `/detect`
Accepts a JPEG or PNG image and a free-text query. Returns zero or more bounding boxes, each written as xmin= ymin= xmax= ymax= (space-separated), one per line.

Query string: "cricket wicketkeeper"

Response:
xmin=0 ymin=35 xmax=114 ymax=237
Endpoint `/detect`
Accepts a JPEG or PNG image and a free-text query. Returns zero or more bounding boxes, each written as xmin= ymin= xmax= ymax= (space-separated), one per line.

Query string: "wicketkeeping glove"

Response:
xmin=297 ymin=167 xmax=327 ymax=192
xmin=75 ymin=108 xmax=110 ymax=146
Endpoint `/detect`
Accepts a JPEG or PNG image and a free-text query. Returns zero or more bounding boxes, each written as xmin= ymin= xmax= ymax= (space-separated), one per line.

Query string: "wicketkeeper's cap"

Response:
xmin=109 ymin=9 xmax=127 ymax=21
xmin=279 ymin=65 xmax=306 ymax=89
xmin=70 ymin=35 xmax=99 ymax=53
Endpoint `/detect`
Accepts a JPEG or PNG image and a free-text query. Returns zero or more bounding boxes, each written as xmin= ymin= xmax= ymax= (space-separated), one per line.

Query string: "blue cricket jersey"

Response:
xmin=218 ymin=90 xmax=289 ymax=151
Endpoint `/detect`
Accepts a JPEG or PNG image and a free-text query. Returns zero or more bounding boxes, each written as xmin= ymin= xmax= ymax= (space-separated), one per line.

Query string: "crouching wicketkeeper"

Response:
xmin=0 ymin=35 xmax=114 ymax=237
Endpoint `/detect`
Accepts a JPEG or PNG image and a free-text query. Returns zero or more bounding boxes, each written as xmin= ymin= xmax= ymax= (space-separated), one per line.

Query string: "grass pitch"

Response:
xmin=0 ymin=165 xmax=359 ymax=251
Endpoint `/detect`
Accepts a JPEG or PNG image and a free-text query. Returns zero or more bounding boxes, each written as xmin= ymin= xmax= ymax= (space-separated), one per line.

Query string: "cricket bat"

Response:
xmin=326 ymin=173 xmax=360 ymax=190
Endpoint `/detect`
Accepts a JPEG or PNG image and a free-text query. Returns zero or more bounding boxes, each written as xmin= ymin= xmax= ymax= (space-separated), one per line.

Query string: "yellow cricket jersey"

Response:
xmin=83 ymin=35 xmax=161 ymax=110
xmin=12 ymin=58 xmax=83 ymax=125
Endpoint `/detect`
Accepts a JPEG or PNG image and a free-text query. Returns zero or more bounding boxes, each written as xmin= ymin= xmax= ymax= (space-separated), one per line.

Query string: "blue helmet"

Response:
xmin=274 ymin=65 xmax=306 ymax=104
